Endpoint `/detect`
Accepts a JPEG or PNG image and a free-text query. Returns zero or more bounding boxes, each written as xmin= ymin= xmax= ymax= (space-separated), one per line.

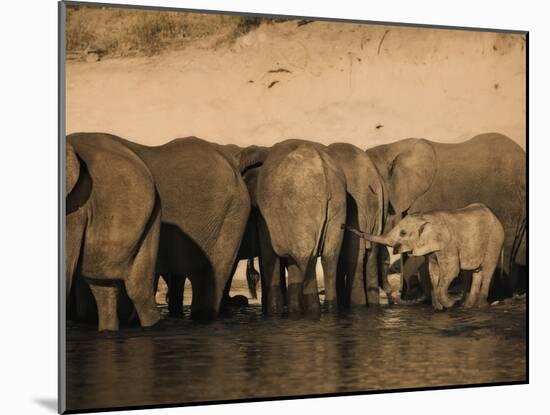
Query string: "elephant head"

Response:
xmin=367 ymin=139 xmax=437 ymax=222
xmin=363 ymin=214 xmax=457 ymax=308
xmin=362 ymin=214 xmax=451 ymax=257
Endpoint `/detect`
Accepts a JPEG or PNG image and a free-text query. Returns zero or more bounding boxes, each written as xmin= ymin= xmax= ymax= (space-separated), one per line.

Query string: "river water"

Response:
xmin=65 ymin=291 xmax=526 ymax=412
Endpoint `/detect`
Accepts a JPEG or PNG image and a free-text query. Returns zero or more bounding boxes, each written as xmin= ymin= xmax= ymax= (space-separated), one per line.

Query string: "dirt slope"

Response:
xmin=66 ymin=21 xmax=526 ymax=149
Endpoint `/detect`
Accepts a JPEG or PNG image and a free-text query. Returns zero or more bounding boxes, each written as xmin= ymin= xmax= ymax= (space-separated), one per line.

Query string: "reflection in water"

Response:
xmin=66 ymin=297 xmax=526 ymax=411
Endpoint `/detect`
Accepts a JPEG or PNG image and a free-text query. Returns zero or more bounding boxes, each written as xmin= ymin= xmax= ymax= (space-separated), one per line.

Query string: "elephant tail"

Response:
xmin=314 ymin=197 xmax=330 ymax=258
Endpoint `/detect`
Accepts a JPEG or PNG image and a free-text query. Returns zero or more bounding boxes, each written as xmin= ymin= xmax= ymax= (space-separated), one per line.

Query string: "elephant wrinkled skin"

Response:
xmin=115 ymin=135 xmax=251 ymax=319
xmin=325 ymin=143 xmax=387 ymax=307
xmin=363 ymin=203 xmax=505 ymax=310
xmin=367 ymin=133 xmax=526 ymax=298
xmin=256 ymin=140 xmax=347 ymax=314
xmin=66 ymin=134 xmax=161 ymax=331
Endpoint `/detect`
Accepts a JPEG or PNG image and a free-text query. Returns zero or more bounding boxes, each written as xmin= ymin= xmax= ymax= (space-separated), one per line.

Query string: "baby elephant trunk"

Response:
xmin=341 ymin=225 xmax=393 ymax=248
xmin=362 ymin=233 xmax=393 ymax=247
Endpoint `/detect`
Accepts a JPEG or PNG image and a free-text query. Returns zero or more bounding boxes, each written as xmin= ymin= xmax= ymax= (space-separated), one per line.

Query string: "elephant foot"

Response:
xmin=97 ymin=319 xmax=119 ymax=332
xmin=264 ymin=289 xmax=285 ymax=315
xmin=431 ymin=299 xmax=444 ymax=311
xmin=323 ymin=299 xmax=338 ymax=313
xmin=221 ymin=294 xmax=249 ymax=310
xmin=303 ymin=293 xmax=321 ymax=316
xmin=477 ymin=299 xmax=490 ymax=309
xmin=138 ymin=308 xmax=161 ymax=327
xmin=387 ymin=290 xmax=401 ymax=305
xmin=440 ymin=301 xmax=457 ymax=310
xmin=461 ymin=298 xmax=476 ymax=309
xmin=190 ymin=307 xmax=217 ymax=322
xmin=366 ymin=287 xmax=381 ymax=306
xmin=229 ymin=295 xmax=249 ymax=308
xmin=168 ymin=304 xmax=184 ymax=316
xmin=395 ymin=295 xmax=429 ymax=306
xmin=287 ymin=284 xmax=303 ymax=315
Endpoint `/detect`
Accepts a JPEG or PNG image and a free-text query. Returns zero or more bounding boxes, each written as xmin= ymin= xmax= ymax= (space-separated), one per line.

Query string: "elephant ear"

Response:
xmin=412 ymin=220 xmax=449 ymax=256
xmin=386 ymin=140 xmax=437 ymax=215
xmin=66 ymin=143 xmax=80 ymax=196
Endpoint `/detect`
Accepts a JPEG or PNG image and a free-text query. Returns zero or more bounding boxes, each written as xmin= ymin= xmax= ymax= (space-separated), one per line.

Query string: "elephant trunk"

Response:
xmin=362 ymin=233 xmax=393 ymax=246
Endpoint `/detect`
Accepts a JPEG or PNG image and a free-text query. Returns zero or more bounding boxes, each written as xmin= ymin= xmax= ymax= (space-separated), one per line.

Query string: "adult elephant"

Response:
xmin=249 ymin=139 xmax=347 ymax=314
xmin=367 ymin=133 xmax=526 ymax=298
xmin=66 ymin=134 xmax=161 ymax=331
xmin=113 ymin=135 xmax=251 ymax=320
xmin=221 ymin=145 xmax=271 ymax=304
xmin=222 ymin=145 xmax=289 ymax=312
xmin=325 ymin=143 xmax=387 ymax=307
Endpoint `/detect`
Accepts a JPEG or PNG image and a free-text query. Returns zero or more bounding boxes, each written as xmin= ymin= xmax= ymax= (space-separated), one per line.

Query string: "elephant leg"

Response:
xmin=87 ymin=280 xmax=119 ymax=332
xmin=401 ymin=255 xmax=426 ymax=300
xmin=478 ymin=270 xmax=494 ymax=309
xmin=365 ymin=245 xmax=380 ymax=306
xmin=303 ymin=258 xmax=321 ymax=315
xmin=219 ymin=259 xmax=249 ymax=312
xmin=189 ymin=264 xmax=217 ymax=321
xmin=463 ymin=271 xmax=482 ymax=308
xmin=428 ymin=255 xmax=443 ymax=311
xmin=321 ymin=254 xmax=339 ymax=312
xmin=478 ymin=246 xmax=500 ymax=308
xmin=287 ymin=259 xmax=305 ymax=315
xmin=435 ymin=254 xmax=460 ymax=310
xmin=167 ymin=273 xmax=185 ymax=316
xmin=417 ymin=260 xmax=432 ymax=303
xmin=335 ymin=237 xmax=349 ymax=308
xmin=208 ymin=202 xmax=250 ymax=318
xmin=125 ymin=274 xmax=160 ymax=327
xmin=347 ymin=236 xmax=366 ymax=307
xmin=259 ymin=218 xmax=284 ymax=314
xmin=70 ymin=274 xmax=97 ymax=322
xmin=378 ymin=248 xmax=393 ymax=301
xmin=118 ymin=284 xmax=137 ymax=325
xmin=66 ymin=210 xmax=86 ymax=298
xmin=124 ymin=209 xmax=161 ymax=328
xmin=322 ymin=208 xmax=346 ymax=310
xmin=221 ymin=259 xmax=239 ymax=307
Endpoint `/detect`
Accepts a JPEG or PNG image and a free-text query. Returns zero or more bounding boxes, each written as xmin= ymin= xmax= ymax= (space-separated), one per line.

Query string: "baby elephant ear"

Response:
xmin=66 ymin=143 xmax=80 ymax=196
xmin=412 ymin=221 xmax=444 ymax=256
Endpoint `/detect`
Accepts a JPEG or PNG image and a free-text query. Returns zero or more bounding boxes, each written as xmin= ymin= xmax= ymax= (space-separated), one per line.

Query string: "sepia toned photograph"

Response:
xmin=60 ymin=1 xmax=527 ymax=413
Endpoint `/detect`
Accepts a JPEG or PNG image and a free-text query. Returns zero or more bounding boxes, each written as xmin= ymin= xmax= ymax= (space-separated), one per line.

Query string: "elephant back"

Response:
xmin=258 ymin=142 xmax=333 ymax=259
xmin=66 ymin=132 xmax=159 ymax=276
xmin=425 ymin=133 xmax=525 ymax=272
xmin=115 ymin=136 xmax=251 ymax=280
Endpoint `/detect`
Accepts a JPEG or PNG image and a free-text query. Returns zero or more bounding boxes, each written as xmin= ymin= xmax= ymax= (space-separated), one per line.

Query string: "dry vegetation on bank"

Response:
xmin=66 ymin=5 xmax=282 ymax=58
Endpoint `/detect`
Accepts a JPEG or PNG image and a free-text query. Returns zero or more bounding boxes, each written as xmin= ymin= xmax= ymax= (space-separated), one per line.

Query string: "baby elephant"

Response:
xmin=360 ymin=203 xmax=504 ymax=310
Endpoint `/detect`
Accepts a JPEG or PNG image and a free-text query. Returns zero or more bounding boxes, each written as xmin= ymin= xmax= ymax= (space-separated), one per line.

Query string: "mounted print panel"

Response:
xmin=59 ymin=1 xmax=527 ymax=413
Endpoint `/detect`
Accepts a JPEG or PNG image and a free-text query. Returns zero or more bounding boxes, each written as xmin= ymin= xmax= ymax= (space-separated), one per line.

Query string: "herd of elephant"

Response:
xmin=65 ymin=132 xmax=526 ymax=331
